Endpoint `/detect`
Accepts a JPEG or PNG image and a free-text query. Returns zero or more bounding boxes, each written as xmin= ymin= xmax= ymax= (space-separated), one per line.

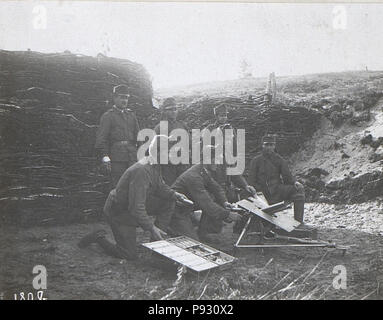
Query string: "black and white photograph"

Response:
xmin=0 ymin=1 xmax=382 ymax=302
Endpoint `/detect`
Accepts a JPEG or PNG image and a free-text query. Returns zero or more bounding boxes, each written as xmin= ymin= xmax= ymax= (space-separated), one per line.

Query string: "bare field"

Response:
xmin=1 ymin=202 xmax=382 ymax=300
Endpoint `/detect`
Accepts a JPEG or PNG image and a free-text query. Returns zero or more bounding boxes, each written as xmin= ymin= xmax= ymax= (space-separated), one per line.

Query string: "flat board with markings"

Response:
xmin=236 ymin=195 xmax=300 ymax=232
xmin=142 ymin=236 xmax=236 ymax=272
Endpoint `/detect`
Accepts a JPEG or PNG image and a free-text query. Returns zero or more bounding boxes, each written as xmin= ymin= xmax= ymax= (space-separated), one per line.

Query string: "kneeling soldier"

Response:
xmin=170 ymin=147 xmax=242 ymax=242
xmin=79 ymin=135 xmax=189 ymax=260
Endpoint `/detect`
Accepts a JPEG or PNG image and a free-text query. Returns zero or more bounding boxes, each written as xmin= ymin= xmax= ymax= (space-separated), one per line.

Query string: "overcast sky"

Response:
xmin=0 ymin=1 xmax=382 ymax=89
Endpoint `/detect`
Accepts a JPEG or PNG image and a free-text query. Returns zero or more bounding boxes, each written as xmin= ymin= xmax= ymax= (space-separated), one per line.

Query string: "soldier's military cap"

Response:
xmin=262 ymin=134 xmax=277 ymax=144
xmin=113 ymin=84 xmax=130 ymax=95
xmin=213 ymin=103 xmax=229 ymax=116
xmin=161 ymin=97 xmax=177 ymax=110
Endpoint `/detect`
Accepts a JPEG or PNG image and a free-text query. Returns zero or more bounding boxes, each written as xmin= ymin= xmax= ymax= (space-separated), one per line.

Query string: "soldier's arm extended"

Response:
xmin=95 ymin=112 xmax=111 ymax=160
xmin=126 ymin=170 xmax=154 ymax=231
xmin=189 ymin=176 xmax=230 ymax=220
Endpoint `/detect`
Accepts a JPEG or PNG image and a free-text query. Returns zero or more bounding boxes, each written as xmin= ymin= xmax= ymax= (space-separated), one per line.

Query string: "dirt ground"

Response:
xmin=1 ymin=200 xmax=382 ymax=300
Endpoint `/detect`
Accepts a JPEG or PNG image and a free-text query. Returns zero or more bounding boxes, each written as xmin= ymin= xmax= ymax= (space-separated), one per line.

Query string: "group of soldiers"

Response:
xmin=78 ymin=84 xmax=305 ymax=261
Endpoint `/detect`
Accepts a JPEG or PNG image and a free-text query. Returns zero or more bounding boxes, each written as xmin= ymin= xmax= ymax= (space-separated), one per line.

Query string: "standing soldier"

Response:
xmin=201 ymin=103 xmax=256 ymax=201
xmin=154 ymin=97 xmax=190 ymax=185
xmin=248 ymin=134 xmax=305 ymax=224
xmin=95 ymin=84 xmax=140 ymax=187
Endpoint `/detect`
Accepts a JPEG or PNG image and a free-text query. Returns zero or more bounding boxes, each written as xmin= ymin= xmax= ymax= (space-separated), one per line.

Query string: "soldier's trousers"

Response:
xmin=198 ymin=191 xmax=227 ymax=237
xmin=168 ymin=205 xmax=199 ymax=240
xmin=169 ymin=189 xmax=228 ymax=238
xmin=198 ymin=210 xmax=225 ymax=237
xmin=102 ymin=193 xmax=175 ymax=259
xmin=170 ymin=209 xmax=225 ymax=239
xmin=268 ymin=184 xmax=305 ymax=223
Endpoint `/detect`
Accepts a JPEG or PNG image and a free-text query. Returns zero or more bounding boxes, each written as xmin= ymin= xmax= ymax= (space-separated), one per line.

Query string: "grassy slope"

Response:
xmin=157 ymin=70 xmax=383 ymax=182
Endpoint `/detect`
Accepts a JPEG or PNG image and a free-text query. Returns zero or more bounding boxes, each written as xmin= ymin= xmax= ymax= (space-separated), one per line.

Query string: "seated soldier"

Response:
xmin=248 ymin=134 xmax=305 ymax=224
xmin=78 ymin=135 xmax=189 ymax=260
xmin=169 ymin=146 xmax=242 ymax=242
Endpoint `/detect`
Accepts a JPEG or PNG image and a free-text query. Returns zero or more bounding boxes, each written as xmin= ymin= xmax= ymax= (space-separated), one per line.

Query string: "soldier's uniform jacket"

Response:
xmin=95 ymin=106 xmax=140 ymax=162
xmin=172 ymin=164 xmax=230 ymax=221
xmin=104 ymin=157 xmax=177 ymax=231
xmin=249 ymin=151 xmax=296 ymax=199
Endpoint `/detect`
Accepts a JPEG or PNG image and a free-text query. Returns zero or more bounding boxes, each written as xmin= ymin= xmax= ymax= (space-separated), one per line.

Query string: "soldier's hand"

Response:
xmin=102 ymin=156 xmax=112 ymax=173
xmin=151 ymin=225 xmax=167 ymax=241
xmin=224 ymin=202 xmax=234 ymax=210
xmin=174 ymin=192 xmax=193 ymax=205
xmin=245 ymin=185 xmax=257 ymax=196
xmin=228 ymin=211 xmax=242 ymax=222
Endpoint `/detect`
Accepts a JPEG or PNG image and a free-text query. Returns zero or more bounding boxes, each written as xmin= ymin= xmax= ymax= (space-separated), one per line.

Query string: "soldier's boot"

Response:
xmin=94 ymin=236 xmax=137 ymax=260
xmin=293 ymin=200 xmax=305 ymax=224
xmin=77 ymin=230 xmax=107 ymax=248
